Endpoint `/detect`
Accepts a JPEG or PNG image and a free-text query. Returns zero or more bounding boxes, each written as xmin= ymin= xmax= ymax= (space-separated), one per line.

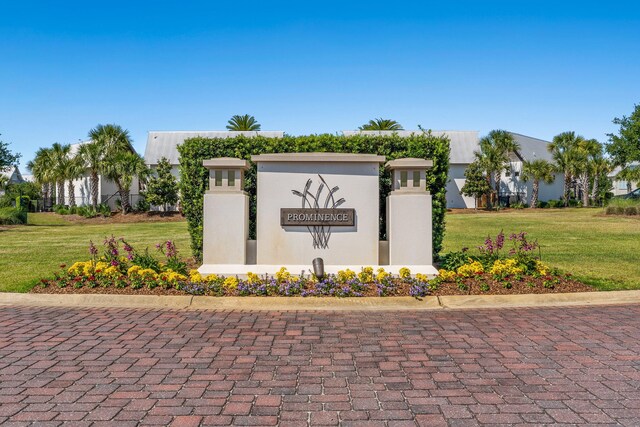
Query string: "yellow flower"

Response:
xmin=247 ymin=272 xmax=261 ymax=284
xmin=127 ymin=265 xmax=142 ymax=277
xmin=535 ymin=260 xmax=549 ymax=276
xmin=223 ymin=276 xmax=239 ymax=289
xmin=489 ymin=259 xmax=523 ymax=277
xmin=189 ymin=269 xmax=203 ymax=283
xmin=376 ymin=267 xmax=390 ymax=282
xmin=399 ymin=267 xmax=411 ymax=280
xmin=159 ymin=269 xmax=187 ymax=283
xmin=415 ymin=273 xmax=429 ymax=282
xmin=101 ymin=265 xmax=120 ymax=278
xmin=275 ymin=267 xmax=291 ymax=283
xmin=357 ymin=267 xmax=374 ymax=283
xmin=456 ymin=260 xmax=484 ymax=278
xmin=204 ymin=273 xmax=219 ymax=282
xmin=68 ymin=261 xmax=87 ymax=276
xmin=438 ymin=269 xmax=457 ymax=282
xmin=94 ymin=261 xmax=109 ymax=274
xmin=138 ymin=268 xmax=158 ymax=280
xmin=337 ymin=269 xmax=356 ymax=283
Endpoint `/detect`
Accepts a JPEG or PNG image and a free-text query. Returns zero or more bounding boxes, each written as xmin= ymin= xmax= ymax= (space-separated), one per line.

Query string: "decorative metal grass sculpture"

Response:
xmin=291 ymin=175 xmax=345 ymax=249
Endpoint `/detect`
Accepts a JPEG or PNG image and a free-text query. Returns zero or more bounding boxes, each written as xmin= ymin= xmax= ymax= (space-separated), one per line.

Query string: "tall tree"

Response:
xmin=574 ymin=138 xmax=602 ymax=207
xmin=144 ymin=157 xmax=179 ymax=212
xmin=0 ymin=134 xmax=20 ymax=172
xmin=49 ymin=143 xmax=71 ymax=205
xmin=226 ymin=115 xmax=261 ymax=131
xmin=606 ymin=104 xmax=640 ymax=167
xmin=359 ymin=118 xmax=403 ymax=131
xmin=548 ymin=131 xmax=584 ymax=207
xmin=521 ymin=159 xmax=555 ymax=208
xmin=103 ymin=151 xmax=149 ymax=214
xmin=62 ymin=153 xmax=85 ymax=208
xmin=78 ymin=141 xmax=105 ymax=208
xmin=460 ymin=161 xmax=492 ymax=210
xmin=88 ymin=124 xmax=133 ymax=154
xmin=27 ymin=147 xmax=55 ymax=206
xmin=589 ymin=153 xmax=612 ymax=205
xmin=475 ymin=130 xmax=520 ymax=208
xmin=88 ymin=124 xmax=142 ymax=212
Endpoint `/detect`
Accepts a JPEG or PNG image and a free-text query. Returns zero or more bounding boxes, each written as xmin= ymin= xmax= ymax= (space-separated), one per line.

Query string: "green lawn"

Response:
xmin=1 ymin=209 xmax=638 ymax=292
xmin=443 ymin=208 xmax=640 ymax=291
xmin=0 ymin=213 xmax=190 ymax=292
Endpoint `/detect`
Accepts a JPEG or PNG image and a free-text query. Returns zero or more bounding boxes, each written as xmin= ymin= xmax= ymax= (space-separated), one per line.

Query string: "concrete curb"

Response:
xmin=0 ymin=291 xmax=639 ymax=311
xmin=438 ymin=290 xmax=640 ymax=309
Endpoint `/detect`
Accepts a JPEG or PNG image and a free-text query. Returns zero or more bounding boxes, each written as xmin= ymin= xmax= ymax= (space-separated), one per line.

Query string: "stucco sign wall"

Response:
xmin=253 ymin=153 xmax=384 ymax=266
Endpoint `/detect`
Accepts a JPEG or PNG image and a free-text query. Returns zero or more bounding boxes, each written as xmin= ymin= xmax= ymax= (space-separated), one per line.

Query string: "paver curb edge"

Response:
xmin=0 ymin=290 xmax=639 ymax=310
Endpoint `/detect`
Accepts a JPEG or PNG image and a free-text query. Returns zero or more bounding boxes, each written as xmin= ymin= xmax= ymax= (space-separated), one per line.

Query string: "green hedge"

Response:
xmin=178 ymin=133 xmax=450 ymax=262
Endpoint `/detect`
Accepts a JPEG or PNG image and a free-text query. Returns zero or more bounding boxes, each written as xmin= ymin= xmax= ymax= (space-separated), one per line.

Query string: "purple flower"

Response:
xmin=88 ymin=241 xmax=98 ymax=257
xmin=496 ymin=230 xmax=505 ymax=250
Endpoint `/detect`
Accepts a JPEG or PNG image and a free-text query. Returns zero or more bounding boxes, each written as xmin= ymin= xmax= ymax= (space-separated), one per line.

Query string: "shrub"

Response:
xmin=178 ymin=132 xmax=451 ymax=261
xmin=0 ymin=207 xmax=27 ymax=225
xmin=547 ymin=199 xmax=563 ymax=208
xmin=511 ymin=201 xmax=527 ymax=209
xmin=606 ymin=198 xmax=640 ymax=215
xmin=53 ymin=204 xmax=69 ymax=215
xmin=439 ymin=249 xmax=477 ymax=270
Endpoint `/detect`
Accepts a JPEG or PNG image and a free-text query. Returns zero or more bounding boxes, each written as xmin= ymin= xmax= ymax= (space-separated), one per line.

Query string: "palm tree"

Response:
xmin=27 ymin=147 xmax=55 ymax=206
xmin=103 ymin=151 xmax=149 ymax=214
xmin=549 ymin=131 xmax=584 ymax=207
xmin=476 ymin=130 xmax=520 ymax=208
xmin=78 ymin=141 xmax=105 ymax=208
xmin=88 ymin=124 xmax=137 ymax=210
xmin=226 ymin=115 xmax=261 ymax=131
xmin=589 ymin=154 xmax=611 ymax=205
xmin=573 ymin=138 xmax=602 ymax=207
xmin=521 ymin=159 xmax=555 ymax=208
xmin=49 ymin=143 xmax=71 ymax=205
xmin=359 ymin=118 xmax=403 ymax=131
xmin=88 ymin=124 xmax=134 ymax=161
xmin=62 ymin=153 xmax=85 ymax=208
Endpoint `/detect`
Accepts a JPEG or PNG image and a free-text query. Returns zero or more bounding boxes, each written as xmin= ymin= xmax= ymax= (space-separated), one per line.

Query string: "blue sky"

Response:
xmin=1 ymin=1 xmax=639 ymax=168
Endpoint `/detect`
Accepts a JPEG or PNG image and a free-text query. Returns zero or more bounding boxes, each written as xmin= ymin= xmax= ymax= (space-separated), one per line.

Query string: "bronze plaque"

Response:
xmin=281 ymin=208 xmax=355 ymax=226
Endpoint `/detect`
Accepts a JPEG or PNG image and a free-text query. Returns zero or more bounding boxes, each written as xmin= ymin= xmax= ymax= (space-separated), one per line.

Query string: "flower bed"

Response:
xmin=33 ymin=232 xmax=592 ymax=297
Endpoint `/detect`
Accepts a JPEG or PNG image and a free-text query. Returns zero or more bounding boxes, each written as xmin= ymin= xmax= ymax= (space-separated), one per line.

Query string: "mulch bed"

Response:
xmin=428 ymin=276 xmax=593 ymax=296
xmin=54 ymin=211 xmax=186 ymax=224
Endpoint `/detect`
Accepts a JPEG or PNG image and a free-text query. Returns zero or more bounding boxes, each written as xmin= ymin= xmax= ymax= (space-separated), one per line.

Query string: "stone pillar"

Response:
xmin=202 ymin=158 xmax=249 ymax=265
xmin=385 ymin=158 xmax=434 ymax=266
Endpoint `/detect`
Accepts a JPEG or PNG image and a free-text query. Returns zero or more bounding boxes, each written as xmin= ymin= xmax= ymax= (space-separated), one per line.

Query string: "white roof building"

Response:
xmin=144 ymin=131 xmax=285 ymax=167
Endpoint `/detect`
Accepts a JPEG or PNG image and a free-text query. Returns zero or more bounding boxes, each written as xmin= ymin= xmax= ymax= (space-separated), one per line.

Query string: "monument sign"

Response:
xmin=198 ymin=152 xmax=437 ymax=277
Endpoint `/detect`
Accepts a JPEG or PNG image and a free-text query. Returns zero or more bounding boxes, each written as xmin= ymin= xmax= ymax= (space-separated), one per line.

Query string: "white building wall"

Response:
xmin=611 ymin=180 xmax=638 ymax=196
xmin=63 ymin=173 xmax=91 ymax=206
xmin=500 ymin=161 xmax=564 ymax=205
xmin=446 ymin=164 xmax=476 ymax=209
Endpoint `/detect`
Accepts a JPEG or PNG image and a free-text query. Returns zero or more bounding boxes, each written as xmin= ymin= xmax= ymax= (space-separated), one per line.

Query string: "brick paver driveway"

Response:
xmin=1 ymin=304 xmax=639 ymax=426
